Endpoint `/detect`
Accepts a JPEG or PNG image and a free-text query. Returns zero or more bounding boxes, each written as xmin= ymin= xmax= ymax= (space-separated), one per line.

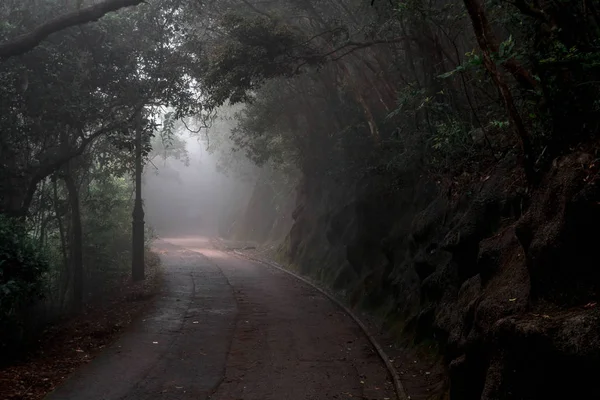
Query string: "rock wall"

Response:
xmin=283 ymin=152 xmax=600 ymax=399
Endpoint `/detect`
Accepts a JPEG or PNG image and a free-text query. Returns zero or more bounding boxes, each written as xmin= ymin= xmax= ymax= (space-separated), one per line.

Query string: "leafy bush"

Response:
xmin=0 ymin=215 xmax=48 ymax=354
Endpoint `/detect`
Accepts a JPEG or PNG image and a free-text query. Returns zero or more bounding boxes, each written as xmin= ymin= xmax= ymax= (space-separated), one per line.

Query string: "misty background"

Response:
xmin=143 ymin=110 xmax=295 ymax=243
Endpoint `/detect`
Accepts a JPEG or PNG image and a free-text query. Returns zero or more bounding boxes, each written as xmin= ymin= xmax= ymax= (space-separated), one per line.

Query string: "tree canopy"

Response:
xmin=2 ymin=0 xmax=600 ymax=373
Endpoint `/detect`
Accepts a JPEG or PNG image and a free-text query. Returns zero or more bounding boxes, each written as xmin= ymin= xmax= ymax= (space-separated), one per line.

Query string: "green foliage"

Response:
xmin=201 ymin=13 xmax=321 ymax=108
xmin=228 ymin=78 xmax=305 ymax=170
xmin=149 ymin=113 xmax=190 ymax=166
xmin=431 ymin=119 xmax=469 ymax=151
xmin=0 ymin=0 xmax=202 ymax=214
xmin=386 ymin=85 xmax=427 ymax=119
xmin=438 ymin=50 xmax=483 ymax=79
xmin=496 ymin=35 xmax=516 ymax=63
xmin=82 ymin=177 xmax=133 ymax=281
xmin=0 ymin=215 xmax=48 ymax=351
xmin=0 ymin=0 xmax=599 ymax=362
xmin=0 ymin=0 xmax=205 ymax=357
xmin=491 ymin=120 xmax=509 ymax=129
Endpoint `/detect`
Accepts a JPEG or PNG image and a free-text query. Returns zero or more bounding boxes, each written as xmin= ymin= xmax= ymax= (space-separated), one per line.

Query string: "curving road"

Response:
xmin=46 ymin=237 xmax=395 ymax=400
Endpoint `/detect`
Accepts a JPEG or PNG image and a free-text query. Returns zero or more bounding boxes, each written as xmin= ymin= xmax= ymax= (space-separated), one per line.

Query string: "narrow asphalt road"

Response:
xmin=46 ymin=237 xmax=395 ymax=400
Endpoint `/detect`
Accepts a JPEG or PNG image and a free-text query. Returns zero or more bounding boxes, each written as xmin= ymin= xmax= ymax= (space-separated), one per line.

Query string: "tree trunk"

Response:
xmin=63 ymin=165 xmax=83 ymax=313
xmin=463 ymin=0 xmax=538 ymax=91
xmin=52 ymin=176 xmax=70 ymax=311
xmin=463 ymin=0 xmax=536 ymax=182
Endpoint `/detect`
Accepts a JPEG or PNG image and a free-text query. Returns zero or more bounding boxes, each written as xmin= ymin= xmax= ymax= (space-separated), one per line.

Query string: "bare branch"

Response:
xmin=294 ymin=38 xmax=407 ymax=74
xmin=239 ymin=0 xmax=275 ymax=20
xmin=181 ymin=118 xmax=203 ymax=134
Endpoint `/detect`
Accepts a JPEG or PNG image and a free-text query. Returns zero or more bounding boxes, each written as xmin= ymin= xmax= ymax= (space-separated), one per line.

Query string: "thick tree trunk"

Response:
xmin=63 ymin=166 xmax=83 ymax=313
xmin=463 ymin=0 xmax=536 ymax=182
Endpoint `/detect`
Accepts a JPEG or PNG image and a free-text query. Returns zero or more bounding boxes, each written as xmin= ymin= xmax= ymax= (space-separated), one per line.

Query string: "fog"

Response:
xmin=142 ymin=130 xmax=253 ymax=239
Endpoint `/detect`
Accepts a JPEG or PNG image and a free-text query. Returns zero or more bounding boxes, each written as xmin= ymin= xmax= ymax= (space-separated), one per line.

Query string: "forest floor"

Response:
xmin=0 ymin=252 xmax=163 ymax=400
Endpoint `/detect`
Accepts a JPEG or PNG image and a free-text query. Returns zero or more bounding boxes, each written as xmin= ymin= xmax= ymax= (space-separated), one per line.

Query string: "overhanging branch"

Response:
xmin=293 ymin=38 xmax=408 ymax=74
xmin=0 ymin=0 xmax=145 ymax=60
xmin=20 ymin=104 xmax=145 ymax=214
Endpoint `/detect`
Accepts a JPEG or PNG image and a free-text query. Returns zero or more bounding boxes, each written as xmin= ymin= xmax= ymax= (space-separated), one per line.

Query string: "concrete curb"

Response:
xmin=231 ymin=249 xmax=409 ymax=400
